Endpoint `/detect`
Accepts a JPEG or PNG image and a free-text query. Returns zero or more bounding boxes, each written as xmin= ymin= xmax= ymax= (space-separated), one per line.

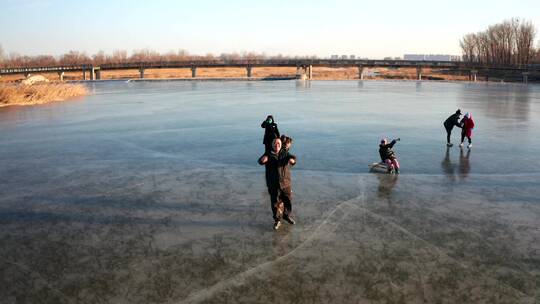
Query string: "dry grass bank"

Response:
xmin=0 ymin=83 xmax=88 ymax=107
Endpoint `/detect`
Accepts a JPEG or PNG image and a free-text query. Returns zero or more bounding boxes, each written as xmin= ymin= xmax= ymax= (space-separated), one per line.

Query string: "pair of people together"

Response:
xmin=444 ymin=109 xmax=475 ymax=148
xmin=260 ymin=115 xmax=296 ymax=230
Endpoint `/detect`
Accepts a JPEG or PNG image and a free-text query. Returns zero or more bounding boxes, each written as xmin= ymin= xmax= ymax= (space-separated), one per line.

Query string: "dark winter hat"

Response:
xmin=456 ymin=109 xmax=462 ymax=115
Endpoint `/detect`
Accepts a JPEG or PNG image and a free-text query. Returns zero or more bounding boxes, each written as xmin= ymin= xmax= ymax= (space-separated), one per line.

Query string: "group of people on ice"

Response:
xmin=258 ymin=111 xmax=475 ymax=230
xmin=258 ymin=115 xmax=296 ymax=230
xmin=378 ymin=108 xmax=475 ymax=174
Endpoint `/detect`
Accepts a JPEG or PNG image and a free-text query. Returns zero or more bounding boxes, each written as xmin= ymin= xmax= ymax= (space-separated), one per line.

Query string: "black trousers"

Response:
xmin=445 ymin=125 xmax=453 ymax=143
xmin=268 ymin=186 xmax=292 ymax=221
xmin=461 ymin=130 xmax=472 ymax=144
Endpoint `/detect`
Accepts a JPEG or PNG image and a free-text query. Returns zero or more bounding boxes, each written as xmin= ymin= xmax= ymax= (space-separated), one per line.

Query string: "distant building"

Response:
xmin=404 ymin=54 xmax=461 ymax=61
xmin=331 ymin=55 xmax=339 ymax=59
xmin=349 ymin=55 xmax=355 ymax=59
xmin=341 ymin=55 xmax=348 ymax=60
xmin=404 ymin=54 xmax=427 ymax=61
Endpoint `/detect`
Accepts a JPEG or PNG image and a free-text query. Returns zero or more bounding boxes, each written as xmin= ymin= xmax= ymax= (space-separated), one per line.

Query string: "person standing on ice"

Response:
xmin=443 ymin=109 xmax=462 ymax=147
xmin=459 ymin=112 xmax=475 ymax=148
xmin=261 ymin=115 xmax=280 ymax=153
xmin=258 ymin=138 xmax=297 ymax=230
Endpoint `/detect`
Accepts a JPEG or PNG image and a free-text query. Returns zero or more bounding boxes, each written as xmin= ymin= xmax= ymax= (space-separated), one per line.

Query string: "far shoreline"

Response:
xmin=2 ymin=66 xmax=534 ymax=83
xmin=67 ymin=77 xmax=527 ymax=85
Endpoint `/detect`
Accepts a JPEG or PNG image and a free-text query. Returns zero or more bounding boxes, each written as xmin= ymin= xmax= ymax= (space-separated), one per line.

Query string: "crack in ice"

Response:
xmin=175 ymin=193 xmax=365 ymax=304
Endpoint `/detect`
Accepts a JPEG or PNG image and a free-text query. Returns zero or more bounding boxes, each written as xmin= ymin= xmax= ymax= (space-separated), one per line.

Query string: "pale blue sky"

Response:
xmin=1 ymin=0 xmax=539 ymax=58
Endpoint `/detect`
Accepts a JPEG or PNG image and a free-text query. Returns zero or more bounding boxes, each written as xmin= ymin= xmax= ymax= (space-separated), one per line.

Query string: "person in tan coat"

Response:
xmin=258 ymin=138 xmax=297 ymax=230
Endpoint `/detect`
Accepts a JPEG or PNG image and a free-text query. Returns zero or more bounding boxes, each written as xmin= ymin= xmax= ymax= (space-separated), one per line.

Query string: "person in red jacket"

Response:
xmin=460 ymin=112 xmax=475 ymax=148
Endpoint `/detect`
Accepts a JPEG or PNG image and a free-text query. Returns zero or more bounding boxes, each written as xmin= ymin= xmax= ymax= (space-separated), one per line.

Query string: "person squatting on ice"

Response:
xmin=443 ymin=109 xmax=462 ymax=147
xmin=460 ymin=112 xmax=475 ymax=148
xmin=258 ymin=138 xmax=297 ymax=230
xmin=379 ymin=138 xmax=400 ymax=174
xmin=261 ymin=115 xmax=280 ymax=153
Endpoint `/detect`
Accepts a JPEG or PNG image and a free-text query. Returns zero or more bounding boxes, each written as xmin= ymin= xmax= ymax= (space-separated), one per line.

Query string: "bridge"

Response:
xmin=1 ymin=59 xmax=538 ymax=82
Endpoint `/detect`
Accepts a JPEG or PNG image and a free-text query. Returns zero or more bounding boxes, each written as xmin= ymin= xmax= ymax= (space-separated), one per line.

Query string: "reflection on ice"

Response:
xmin=442 ymin=147 xmax=472 ymax=182
xmin=459 ymin=148 xmax=471 ymax=179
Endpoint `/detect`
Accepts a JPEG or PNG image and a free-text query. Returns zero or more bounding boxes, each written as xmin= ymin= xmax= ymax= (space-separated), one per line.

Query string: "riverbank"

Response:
xmin=0 ymin=83 xmax=88 ymax=107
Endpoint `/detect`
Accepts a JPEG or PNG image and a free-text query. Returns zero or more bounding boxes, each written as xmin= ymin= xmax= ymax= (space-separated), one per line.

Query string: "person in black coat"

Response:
xmin=443 ymin=109 xmax=462 ymax=147
xmin=261 ymin=115 xmax=280 ymax=153
xmin=379 ymin=138 xmax=400 ymax=174
xmin=258 ymin=138 xmax=296 ymax=230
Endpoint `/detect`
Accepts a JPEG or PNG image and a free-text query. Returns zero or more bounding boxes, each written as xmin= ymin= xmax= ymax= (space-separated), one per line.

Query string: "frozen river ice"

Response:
xmin=1 ymin=80 xmax=540 ymax=303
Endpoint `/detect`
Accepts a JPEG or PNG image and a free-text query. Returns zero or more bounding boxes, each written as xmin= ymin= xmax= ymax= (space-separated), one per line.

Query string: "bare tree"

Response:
xmin=129 ymin=49 xmax=161 ymax=63
xmin=459 ymin=34 xmax=477 ymax=62
xmin=109 ymin=50 xmax=128 ymax=64
xmin=460 ymin=18 xmax=537 ymax=65
xmin=0 ymin=44 xmax=5 ymax=67
xmin=515 ymin=20 xmax=536 ymax=64
xmin=0 ymin=48 xmax=296 ymax=68
xmin=59 ymin=51 xmax=91 ymax=66
xmin=92 ymin=50 xmax=106 ymax=65
xmin=535 ymin=41 xmax=540 ymax=62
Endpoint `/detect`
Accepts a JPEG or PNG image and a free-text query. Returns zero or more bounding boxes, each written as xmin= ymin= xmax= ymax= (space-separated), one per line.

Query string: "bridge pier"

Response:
xmin=470 ymin=69 xmax=477 ymax=82
xmin=246 ymin=66 xmax=252 ymax=78
xmin=90 ymin=67 xmax=95 ymax=80
xmin=296 ymin=66 xmax=306 ymax=80
xmin=139 ymin=68 xmax=145 ymax=79
xmin=58 ymin=71 xmax=64 ymax=82
xmin=191 ymin=67 xmax=197 ymax=78
xmin=295 ymin=66 xmax=312 ymax=80
xmin=95 ymin=68 xmax=101 ymax=80
xmin=416 ymin=66 xmax=422 ymax=80
xmin=82 ymin=69 xmax=86 ymax=80
xmin=358 ymin=65 xmax=364 ymax=80
xmin=523 ymin=72 xmax=529 ymax=84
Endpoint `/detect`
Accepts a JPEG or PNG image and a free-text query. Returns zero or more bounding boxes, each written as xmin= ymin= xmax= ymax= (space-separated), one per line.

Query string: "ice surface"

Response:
xmin=1 ymin=80 xmax=539 ymax=303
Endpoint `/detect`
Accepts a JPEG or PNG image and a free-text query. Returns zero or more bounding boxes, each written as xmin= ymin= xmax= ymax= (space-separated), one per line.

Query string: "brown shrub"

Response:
xmin=0 ymin=83 xmax=88 ymax=107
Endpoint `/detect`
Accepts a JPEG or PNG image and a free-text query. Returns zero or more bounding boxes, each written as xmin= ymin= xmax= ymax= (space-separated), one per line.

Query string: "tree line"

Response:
xmin=460 ymin=18 xmax=539 ymax=65
xmin=0 ymin=47 xmax=316 ymax=68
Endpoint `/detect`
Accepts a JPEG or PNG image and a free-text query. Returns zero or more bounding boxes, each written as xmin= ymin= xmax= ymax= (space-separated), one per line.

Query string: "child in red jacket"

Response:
xmin=460 ymin=113 xmax=475 ymax=148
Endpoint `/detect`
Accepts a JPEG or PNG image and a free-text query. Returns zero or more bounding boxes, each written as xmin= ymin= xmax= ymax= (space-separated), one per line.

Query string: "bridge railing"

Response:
xmin=0 ymin=64 xmax=93 ymax=74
